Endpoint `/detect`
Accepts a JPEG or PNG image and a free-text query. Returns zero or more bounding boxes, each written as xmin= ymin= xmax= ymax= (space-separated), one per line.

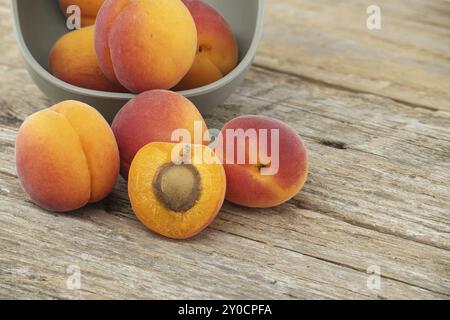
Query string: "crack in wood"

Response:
xmin=289 ymin=199 xmax=450 ymax=252
xmin=319 ymin=139 xmax=348 ymax=150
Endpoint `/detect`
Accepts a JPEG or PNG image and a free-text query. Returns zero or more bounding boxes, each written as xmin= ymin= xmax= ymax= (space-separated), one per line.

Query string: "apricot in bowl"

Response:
xmin=95 ymin=0 xmax=198 ymax=93
xmin=128 ymin=142 xmax=226 ymax=239
xmin=175 ymin=0 xmax=239 ymax=90
xmin=15 ymin=100 xmax=120 ymax=212
xmin=49 ymin=25 xmax=127 ymax=93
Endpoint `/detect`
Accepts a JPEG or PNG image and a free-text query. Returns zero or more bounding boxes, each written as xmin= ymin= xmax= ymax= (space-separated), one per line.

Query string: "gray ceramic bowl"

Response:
xmin=11 ymin=0 xmax=265 ymax=122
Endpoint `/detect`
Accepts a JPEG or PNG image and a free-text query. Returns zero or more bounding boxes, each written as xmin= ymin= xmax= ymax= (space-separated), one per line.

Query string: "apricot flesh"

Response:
xmin=128 ymin=142 xmax=226 ymax=239
xmin=16 ymin=101 xmax=120 ymax=212
xmin=59 ymin=0 xmax=105 ymax=27
xmin=175 ymin=0 xmax=239 ymax=90
xmin=95 ymin=0 xmax=198 ymax=92
xmin=217 ymin=115 xmax=308 ymax=208
xmin=111 ymin=90 xmax=208 ymax=180
xmin=49 ymin=26 xmax=127 ymax=93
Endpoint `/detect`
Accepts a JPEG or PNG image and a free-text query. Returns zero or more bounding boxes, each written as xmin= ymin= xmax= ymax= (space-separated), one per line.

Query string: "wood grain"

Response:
xmin=257 ymin=0 xmax=450 ymax=111
xmin=0 ymin=0 xmax=449 ymax=299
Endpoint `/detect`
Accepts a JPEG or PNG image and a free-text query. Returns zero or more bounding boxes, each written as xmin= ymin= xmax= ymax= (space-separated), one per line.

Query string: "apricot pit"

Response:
xmin=153 ymin=163 xmax=201 ymax=213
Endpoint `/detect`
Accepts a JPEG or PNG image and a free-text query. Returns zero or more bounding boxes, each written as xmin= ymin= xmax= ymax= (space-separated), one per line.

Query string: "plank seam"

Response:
xmin=252 ymin=64 xmax=441 ymax=112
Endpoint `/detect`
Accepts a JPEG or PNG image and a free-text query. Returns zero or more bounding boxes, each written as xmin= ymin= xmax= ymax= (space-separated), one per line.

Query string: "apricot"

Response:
xmin=16 ymin=101 xmax=120 ymax=212
xmin=95 ymin=0 xmax=198 ymax=93
xmin=175 ymin=0 xmax=238 ymax=90
xmin=49 ymin=26 xmax=127 ymax=93
xmin=112 ymin=90 xmax=208 ymax=180
xmin=128 ymin=142 xmax=226 ymax=239
xmin=216 ymin=116 xmax=308 ymax=208
xmin=59 ymin=0 xmax=105 ymax=27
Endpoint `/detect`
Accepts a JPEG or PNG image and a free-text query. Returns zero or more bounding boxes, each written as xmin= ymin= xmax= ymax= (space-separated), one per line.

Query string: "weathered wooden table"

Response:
xmin=1 ymin=0 xmax=449 ymax=299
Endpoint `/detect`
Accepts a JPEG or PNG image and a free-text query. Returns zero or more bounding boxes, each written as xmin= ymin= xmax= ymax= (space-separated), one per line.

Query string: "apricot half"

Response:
xmin=128 ymin=142 xmax=226 ymax=239
xmin=15 ymin=101 xmax=120 ymax=212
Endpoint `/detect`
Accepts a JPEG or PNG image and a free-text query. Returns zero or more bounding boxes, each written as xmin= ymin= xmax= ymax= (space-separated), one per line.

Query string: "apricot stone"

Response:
xmin=95 ymin=0 xmax=198 ymax=93
xmin=16 ymin=101 xmax=120 ymax=212
xmin=216 ymin=115 xmax=308 ymax=208
xmin=111 ymin=90 xmax=208 ymax=180
xmin=59 ymin=0 xmax=105 ymax=27
xmin=128 ymin=142 xmax=226 ymax=239
xmin=50 ymin=26 xmax=127 ymax=93
xmin=175 ymin=0 xmax=238 ymax=90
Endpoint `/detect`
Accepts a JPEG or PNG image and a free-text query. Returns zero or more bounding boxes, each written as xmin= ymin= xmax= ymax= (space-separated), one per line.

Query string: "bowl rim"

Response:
xmin=11 ymin=0 xmax=265 ymax=100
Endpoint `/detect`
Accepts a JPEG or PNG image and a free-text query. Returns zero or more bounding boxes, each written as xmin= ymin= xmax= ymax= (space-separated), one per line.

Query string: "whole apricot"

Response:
xmin=50 ymin=26 xmax=127 ymax=93
xmin=16 ymin=101 xmax=120 ymax=212
xmin=111 ymin=90 xmax=208 ymax=179
xmin=216 ymin=115 xmax=308 ymax=208
xmin=175 ymin=0 xmax=238 ymax=90
xmin=95 ymin=0 xmax=198 ymax=93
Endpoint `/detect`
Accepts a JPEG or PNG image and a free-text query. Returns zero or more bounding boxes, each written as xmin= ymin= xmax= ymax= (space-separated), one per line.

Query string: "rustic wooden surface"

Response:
xmin=1 ymin=0 xmax=449 ymax=300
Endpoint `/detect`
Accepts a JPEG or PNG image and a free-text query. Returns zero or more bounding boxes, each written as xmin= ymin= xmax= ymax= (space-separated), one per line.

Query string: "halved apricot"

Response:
xmin=128 ymin=142 xmax=226 ymax=239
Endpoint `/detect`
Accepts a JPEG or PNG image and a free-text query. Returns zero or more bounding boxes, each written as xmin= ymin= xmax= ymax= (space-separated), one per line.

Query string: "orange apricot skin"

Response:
xmin=217 ymin=115 xmax=308 ymax=208
xmin=93 ymin=0 xmax=129 ymax=83
xmin=49 ymin=26 xmax=127 ymax=93
xmin=111 ymin=90 xmax=208 ymax=180
xmin=15 ymin=101 xmax=120 ymax=212
xmin=59 ymin=0 xmax=105 ymax=27
xmin=95 ymin=0 xmax=198 ymax=93
xmin=175 ymin=0 xmax=238 ymax=90
xmin=128 ymin=142 xmax=226 ymax=240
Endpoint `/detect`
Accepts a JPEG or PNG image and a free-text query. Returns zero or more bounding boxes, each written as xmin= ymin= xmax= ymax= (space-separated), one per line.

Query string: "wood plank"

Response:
xmin=0 ymin=1 xmax=23 ymax=69
xmin=1 ymin=192 xmax=445 ymax=300
xmin=258 ymin=0 xmax=450 ymax=111
xmin=205 ymin=67 xmax=450 ymax=252
xmin=0 ymin=0 xmax=449 ymax=299
xmin=1 ymin=66 xmax=449 ymax=298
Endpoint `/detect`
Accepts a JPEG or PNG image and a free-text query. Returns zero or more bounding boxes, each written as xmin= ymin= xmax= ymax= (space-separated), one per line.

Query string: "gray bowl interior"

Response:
xmin=12 ymin=0 xmax=264 ymax=122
